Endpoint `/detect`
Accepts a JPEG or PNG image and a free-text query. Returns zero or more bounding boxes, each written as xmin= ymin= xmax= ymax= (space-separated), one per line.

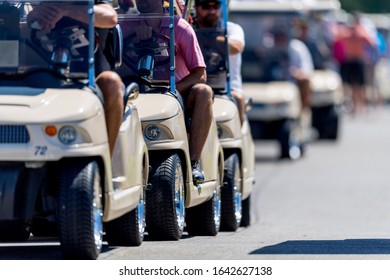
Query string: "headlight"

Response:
xmin=217 ymin=124 xmax=234 ymax=139
xmin=145 ymin=125 xmax=161 ymax=141
xmin=58 ymin=126 xmax=78 ymax=144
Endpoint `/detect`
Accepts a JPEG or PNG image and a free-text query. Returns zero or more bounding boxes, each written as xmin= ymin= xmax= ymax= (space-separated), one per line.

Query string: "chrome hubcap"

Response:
xmin=175 ymin=162 xmax=185 ymax=233
xmin=92 ymin=171 xmax=103 ymax=250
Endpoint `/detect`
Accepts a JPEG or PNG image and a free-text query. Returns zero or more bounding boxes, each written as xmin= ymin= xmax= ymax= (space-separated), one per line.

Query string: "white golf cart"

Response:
xmin=0 ymin=0 xmax=148 ymax=259
xmin=116 ymin=0 xmax=224 ymax=240
xmin=302 ymin=0 xmax=343 ymax=140
xmin=230 ymin=0 xmax=305 ymax=159
xmin=192 ymin=0 xmax=255 ymax=230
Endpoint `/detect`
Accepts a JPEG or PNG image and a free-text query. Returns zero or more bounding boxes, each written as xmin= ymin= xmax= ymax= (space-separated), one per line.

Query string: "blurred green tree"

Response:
xmin=340 ymin=0 xmax=390 ymax=13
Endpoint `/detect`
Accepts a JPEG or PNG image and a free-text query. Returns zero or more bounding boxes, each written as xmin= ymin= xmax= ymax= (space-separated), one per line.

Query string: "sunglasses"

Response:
xmin=200 ymin=2 xmax=221 ymax=10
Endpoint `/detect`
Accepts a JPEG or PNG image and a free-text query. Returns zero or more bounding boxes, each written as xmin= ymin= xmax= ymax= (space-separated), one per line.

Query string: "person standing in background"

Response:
xmin=337 ymin=13 xmax=377 ymax=114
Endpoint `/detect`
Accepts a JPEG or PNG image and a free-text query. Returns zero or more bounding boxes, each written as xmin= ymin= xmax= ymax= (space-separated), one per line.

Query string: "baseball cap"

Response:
xmin=195 ymin=0 xmax=222 ymax=6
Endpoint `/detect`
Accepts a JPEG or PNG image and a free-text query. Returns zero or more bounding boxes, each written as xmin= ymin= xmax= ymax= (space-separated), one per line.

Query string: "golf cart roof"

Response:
xmin=302 ymin=0 xmax=341 ymax=12
xmin=229 ymin=0 xmax=305 ymax=14
xmin=363 ymin=13 xmax=390 ymax=30
xmin=229 ymin=0 xmax=340 ymax=13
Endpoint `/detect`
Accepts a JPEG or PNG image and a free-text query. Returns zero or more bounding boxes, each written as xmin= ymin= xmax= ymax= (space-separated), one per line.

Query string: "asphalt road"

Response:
xmin=1 ymin=106 xmax=390 ymax=260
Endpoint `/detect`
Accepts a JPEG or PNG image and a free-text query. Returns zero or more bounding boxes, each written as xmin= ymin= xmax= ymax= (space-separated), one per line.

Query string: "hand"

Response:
xmin=290 ymin=67 xmax=309 ymax=81
xmin=28 ymin=4 xmax=68 ymax=30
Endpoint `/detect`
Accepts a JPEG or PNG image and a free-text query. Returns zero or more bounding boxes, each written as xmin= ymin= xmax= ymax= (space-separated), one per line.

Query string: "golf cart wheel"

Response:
xmin=105 ymin=165 xmax=147 ymax=246
xmin=249 ymin=120 xmax=263 ymax=139
xmin=0 ymin=220 xmax=30 ymax=242
xmin=220 ymin=153 xmax=242 ymax=231
xmin=278 ymin=119 xmax=292 ymax=158
xmin=240 ymin=195 xmax=251 ymax=227
xmin=146 ymin=153 xmax=185 ymax=240
xmin=186 ymin=165 xmax=222 ymax=236
xmin=57 ymin=160 xmax=103 ymax=260
xmin=322 ymin=105 xmax=339 ymax=140
xmin=279 ymin=119 xmax=302 ymax=160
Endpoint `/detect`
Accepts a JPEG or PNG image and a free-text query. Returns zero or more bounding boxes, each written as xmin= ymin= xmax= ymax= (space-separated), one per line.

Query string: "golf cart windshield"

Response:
xmin=192 ymin=0 xmax=228 ymax=93
xmin=117 ymin=8 xmax=174 ymax=89
xmin=195 ymin=28 xmax=227 ymax=91
xmin=229 ymin=13 xmax=293 ymax=83
xmin=0 ymin=0 xmax=94 ymax=84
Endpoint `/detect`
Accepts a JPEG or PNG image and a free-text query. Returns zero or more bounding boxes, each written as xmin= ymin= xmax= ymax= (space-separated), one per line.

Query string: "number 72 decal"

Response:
xmin=35 ymin=146 xmax=48 ymax=156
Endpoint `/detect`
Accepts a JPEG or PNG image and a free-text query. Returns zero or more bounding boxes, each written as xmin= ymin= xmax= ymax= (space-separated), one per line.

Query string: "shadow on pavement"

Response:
xmin=251 ymin=239 xmax=390 ymax=255
xmin=0 ymin=244 xmax=63 ymax=260
xmin=0 ymin=233 xmax=195 ymax=260
xmin=0 ymin=241 xmax=115 ymax=260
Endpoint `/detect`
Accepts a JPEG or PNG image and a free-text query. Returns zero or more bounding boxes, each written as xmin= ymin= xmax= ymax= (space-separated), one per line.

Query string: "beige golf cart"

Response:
xmin=0 ymin=0 xmax=149 ymax=259
xmin=192 ymin=0 xmax=255 ymax=230
xmin=302 ymin=0 xmax=344 ymax=139
xmin=116 ymin=0 xmax=224 ymax=240
xmin=230 ymin=0 xmax=305 ymax=159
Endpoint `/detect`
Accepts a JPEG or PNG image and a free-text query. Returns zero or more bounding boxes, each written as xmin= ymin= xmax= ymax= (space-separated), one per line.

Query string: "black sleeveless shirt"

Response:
xmin=94 ymin=0 xmax=113 ymax=75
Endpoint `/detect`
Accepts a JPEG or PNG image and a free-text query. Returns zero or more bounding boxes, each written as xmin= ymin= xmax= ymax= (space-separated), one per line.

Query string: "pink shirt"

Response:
xmin=167 ymin=17 xmax=206 ymax=82
xmin=120 ymin=15 xmax=205 ymax=82
xmin=339 ymin=23 xmax=375 ymax=61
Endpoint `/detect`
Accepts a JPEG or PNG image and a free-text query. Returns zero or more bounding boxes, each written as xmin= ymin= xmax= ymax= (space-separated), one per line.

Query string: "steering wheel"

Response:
xmin=122 ymin=30 xmax=171 ymax=74
xmin=30 ymin=19 xmax=89 ymax=67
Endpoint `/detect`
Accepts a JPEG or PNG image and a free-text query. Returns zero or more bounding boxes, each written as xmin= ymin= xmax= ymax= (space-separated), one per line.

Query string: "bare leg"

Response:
xmin=297 ymin=77 xmax=312 ymax=111
xmin=186 ymin=84 xmax=214 ymax=161
xmin=96 ymin=71 xmax=124 ymax=156
xmin=296 ymin=77 xmax=313 ymax=140
xmin=351 ymin=85 xmax=367 ymax=113
xmin=342 ymin=83 xmax=353 ymax=113
xmin=231 ymin=89 xmax=246 ymax=125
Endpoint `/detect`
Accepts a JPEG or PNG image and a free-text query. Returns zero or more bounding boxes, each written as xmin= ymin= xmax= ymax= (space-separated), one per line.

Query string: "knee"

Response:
xmin=96 ymin=71 xmax=123 ymax=102
xmin=232 ymin=90 xmax=245 ymax=105
xmin=191 ymin=84 xmax=213 ymax=104
xmin=96 ymin=71 xmax=122 ymax=95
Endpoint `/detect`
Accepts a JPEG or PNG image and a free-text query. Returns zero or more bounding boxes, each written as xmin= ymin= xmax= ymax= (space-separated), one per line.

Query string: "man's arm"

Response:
xmin=27 ymin=2 xmax=117 ymax=30
xmin=228 ymin=22 xmax=245 ymax=55
xmin=94 ymin=3 xmax=118 ymax=28
xmin=176 ymin=67 xmax=207 ymax=94
xmin=62 ymin=3 xmax=117 ymax=28
xmin=229 ymin=38 xmax=244 ymax=55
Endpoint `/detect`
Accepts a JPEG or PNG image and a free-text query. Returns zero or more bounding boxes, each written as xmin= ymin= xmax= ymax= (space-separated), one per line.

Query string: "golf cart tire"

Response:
xmin=146 ymin=153 xmax=185 ymax=241
xmin=220 ymin=153 xmax=242 ymax=231
xmin=186 ymin=166 xmax=221 ymax=236
xmin=105 ymin=201 xmax=144 ymax=246
xmin=57 ymin=160 xmax=103 ymax=260
xmin=312 ymin=105 xmax=339 ymax=140
xmin=278 ymin=119 xmax=292 ymax=159
xmin=105 ymin=164 xmax=146 ymax=247
xmin=240 ymin=195 xmax=251 ymax=227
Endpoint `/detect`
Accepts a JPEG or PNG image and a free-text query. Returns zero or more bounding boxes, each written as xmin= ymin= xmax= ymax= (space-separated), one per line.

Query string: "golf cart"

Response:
xmin=0 ymin=0 xmax=149 ymax=259
xmin=192 ymin=0 xmax=255 ymax=230
xmin=116 ymin=0 xmax=224 ymax=240
xmin=229 ymin=0 xmax=305 ymax=159
xmin=302 ymin=0 xmax=343 ymax=140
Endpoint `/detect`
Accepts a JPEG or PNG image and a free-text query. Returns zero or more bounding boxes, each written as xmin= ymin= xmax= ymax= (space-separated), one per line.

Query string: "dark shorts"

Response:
xmin=340 ymin=59 xmax=366 ymax=86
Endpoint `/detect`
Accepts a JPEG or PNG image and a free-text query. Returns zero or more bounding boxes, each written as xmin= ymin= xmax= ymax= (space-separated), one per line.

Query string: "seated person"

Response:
xmin=26 ymin=1 xmax=124 ymax=157
xmin=122 ymin=0 xmax=214 ymax=184
xmin=194 ymin=0 xmax=247 ymax=125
